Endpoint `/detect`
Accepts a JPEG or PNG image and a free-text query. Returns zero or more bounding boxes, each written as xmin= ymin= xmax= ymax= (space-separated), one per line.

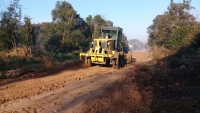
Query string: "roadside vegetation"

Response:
xmin=0 ymin=0 xmax=200 ymax=112
xmin=148 ymin=0 xmax=200 ymax=62
xmin=145 ymin=1 xmax=200 ymax=111
xmin=0 ymin=0 xmax=114 ymax=77
xmin=82 ymin=0 xmax=200 ymax=112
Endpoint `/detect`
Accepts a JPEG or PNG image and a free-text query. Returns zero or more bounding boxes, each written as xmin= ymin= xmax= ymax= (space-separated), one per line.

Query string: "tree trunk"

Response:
xmin=11 ymin=31 xmax=17 ymax=52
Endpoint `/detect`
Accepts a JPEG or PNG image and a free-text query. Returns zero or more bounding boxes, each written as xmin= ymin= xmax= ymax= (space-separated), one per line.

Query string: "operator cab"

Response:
xmin=90 ymin=27 xmax=127 ymax=54
xmin=101 ymin=27 xmax=122 ymax=40
xmin=101 ymin=27 xmax=123 ymax=52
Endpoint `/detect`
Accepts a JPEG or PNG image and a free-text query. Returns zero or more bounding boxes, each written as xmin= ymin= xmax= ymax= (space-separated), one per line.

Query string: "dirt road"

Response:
xmin=0 ymin=50 xmax=149 ymax=113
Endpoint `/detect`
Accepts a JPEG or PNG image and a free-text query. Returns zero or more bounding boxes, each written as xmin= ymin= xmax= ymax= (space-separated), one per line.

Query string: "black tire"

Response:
xmin=88 ymin=58 xmax=92 ymax=67
xmin=112 ymin=52 xmax=119 ymax=69
xmin=112 ymin=59 xmax=118 ymax=69
xmin=82 ymin=57 xmax=88 ymax=67
xmin=120 ymin=54 xmax=127 ymax=67
xmin=105 ymin=58 xmax=111 ymax=67
xmin=119 ymin=54 xmax=123 ymax=67
xmin=118 ymin=51 xmax=126 ymax=67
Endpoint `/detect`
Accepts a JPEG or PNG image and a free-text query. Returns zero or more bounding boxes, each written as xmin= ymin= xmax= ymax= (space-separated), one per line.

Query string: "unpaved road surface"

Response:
xmin=0 ymin=50 xmax=149 ymax=113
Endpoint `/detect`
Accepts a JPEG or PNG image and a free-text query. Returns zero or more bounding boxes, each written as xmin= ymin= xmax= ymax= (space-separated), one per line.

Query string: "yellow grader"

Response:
xmin=80 ymin=26 xmax=132 ymax=68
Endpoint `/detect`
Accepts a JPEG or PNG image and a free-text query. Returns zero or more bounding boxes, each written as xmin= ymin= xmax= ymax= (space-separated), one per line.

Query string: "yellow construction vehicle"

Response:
xmin=80 ymin=26 xmax=132 ymax=68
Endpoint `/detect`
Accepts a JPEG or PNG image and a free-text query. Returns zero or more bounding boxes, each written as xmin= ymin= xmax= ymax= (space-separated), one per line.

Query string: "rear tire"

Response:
xmin=83 ymin=57 xmax=88 ymax=67
xmin=112 ymin=59 xmax=117 ymax=69
xmin=105 ymin=58 xmax=111 ymax=67
xmin=112 ymin=52 xmax=119 ymax=69
xmin=83 ymin=58 xmax=92 ymax=67
xmin=88 ymin=58 xmax=92 ymax=67
xmin=119 ymin=54 xmax=123 ymax=67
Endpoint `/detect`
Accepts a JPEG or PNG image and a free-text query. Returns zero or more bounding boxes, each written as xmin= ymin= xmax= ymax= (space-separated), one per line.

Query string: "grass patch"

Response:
xmin=0 ymin=58 xmax=44 ymax=72
xmin=51 ymin=51 xmax=79 ymax=62
xmin=0 ymin=49 xmax=81 ymax=78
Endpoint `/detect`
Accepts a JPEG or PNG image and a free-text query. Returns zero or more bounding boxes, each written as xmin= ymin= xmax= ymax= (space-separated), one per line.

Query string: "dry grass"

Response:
xmin=0 ymin=48 xmax=42 ymax=72
xmin=0 ymin=52 xmax=7 ymax=62
xmin=151 ymin=46 xmax=171 ymax=60
xmin=43 ymin=56 xmax=53 ymax=70
xmin=10 ymin=48 xmax=27 ymax=58
xmin=0 ymin=48 xmax=28 ymax=62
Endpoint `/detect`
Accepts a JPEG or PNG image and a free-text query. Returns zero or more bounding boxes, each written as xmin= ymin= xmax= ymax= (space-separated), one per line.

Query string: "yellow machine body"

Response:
xmin=80 ymin=26 xmax=132 ymax=67
xmin=80 ymin=38 xmax=115 ymax=65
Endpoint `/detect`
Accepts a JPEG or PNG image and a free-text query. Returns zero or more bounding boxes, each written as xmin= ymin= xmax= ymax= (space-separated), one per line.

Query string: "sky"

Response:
xmin=0 ymin=0 xmax=200 ymax=43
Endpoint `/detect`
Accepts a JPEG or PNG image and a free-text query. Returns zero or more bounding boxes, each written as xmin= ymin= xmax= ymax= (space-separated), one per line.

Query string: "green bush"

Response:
xmin=71 ymin=51 xmax=80 ymax=59
xmin=52 ymin=52 xmax=71 ymax=61
xmin=51 ymin=51 xmax=80 ymax=61
xmin=197 ymin=48 xmax=200 ymax=58
xmin=166 ymin=25 xmax=193 ymax=50
xmin=8 ymin=55 xmax=18 ymax=61
xmin=33 ymin=50 xmax=44 ymax=58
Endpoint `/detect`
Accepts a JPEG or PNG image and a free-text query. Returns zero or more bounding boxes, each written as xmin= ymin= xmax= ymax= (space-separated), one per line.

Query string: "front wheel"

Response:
xmin=112 ymin=59 xmax=118 ymax=69
xmin=87 ymin=58 xmax=92 ymax=67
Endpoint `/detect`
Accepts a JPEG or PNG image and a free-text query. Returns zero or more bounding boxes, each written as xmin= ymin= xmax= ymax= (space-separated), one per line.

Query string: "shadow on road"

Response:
xmin=81 ymin=58 xmax=200 ymax=113
xmin=0 ymin=60 xmax=88 ymax=87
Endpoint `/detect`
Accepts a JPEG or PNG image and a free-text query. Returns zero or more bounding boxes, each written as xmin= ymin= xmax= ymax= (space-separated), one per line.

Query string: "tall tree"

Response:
xmin=22 ymin=16 xmax=35 ymax=53
xmin=86 ymin=15 xmax=113 ymax=39
xmin=37 ymin=1 xmax=92 ymax=53
xmin=38 ymin=22 xmax=60 ymax=44
xmin=51 ymin=1 xmax=77 ymax=44
xmin=0 ymin=0 xmax=22 ymax=51
xmin=147 ymin=0 xmax=196 ymax=48
xmin=86 ymin=15 xmax=94 ymax=39
xmin=93 ymin=15 xmax=107 ymax=38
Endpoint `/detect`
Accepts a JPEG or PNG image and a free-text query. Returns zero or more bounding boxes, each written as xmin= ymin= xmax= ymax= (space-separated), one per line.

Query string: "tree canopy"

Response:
xmin=0 ymin=0 xmax=22 ymax=51
xmin=86 ymin=15 xmax=113 ymax=39
xmin=0 ymin=0 xmax=114 ymax=57
xmin=147 ymin=0 xmax=200 ymax=50
xmin=38 ymin=1 xmax=114 ymax=53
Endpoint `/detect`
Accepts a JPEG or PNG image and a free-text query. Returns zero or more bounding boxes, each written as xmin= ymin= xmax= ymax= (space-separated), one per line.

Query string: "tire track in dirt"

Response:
xmin=0 ymin=65 xmax=135 ymax=113
xmin=0 ymin=66 xmax=117 ymax=104
xmin=0 ymin=50 xmax=149 ymax=113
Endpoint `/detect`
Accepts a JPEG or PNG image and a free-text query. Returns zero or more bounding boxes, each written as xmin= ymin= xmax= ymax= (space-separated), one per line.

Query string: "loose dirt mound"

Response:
xmin=81 ymin=67 xmax=152 ymax=113
xmin=0 ymin=60 xmax=84 ymax=87
xmin=81 ymin=51 xmax=200 ymax=113
xmin=0 ymin=50 xmax=151 ymax=113
xmin=80 ymin=50 xmax=153 ymax=113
